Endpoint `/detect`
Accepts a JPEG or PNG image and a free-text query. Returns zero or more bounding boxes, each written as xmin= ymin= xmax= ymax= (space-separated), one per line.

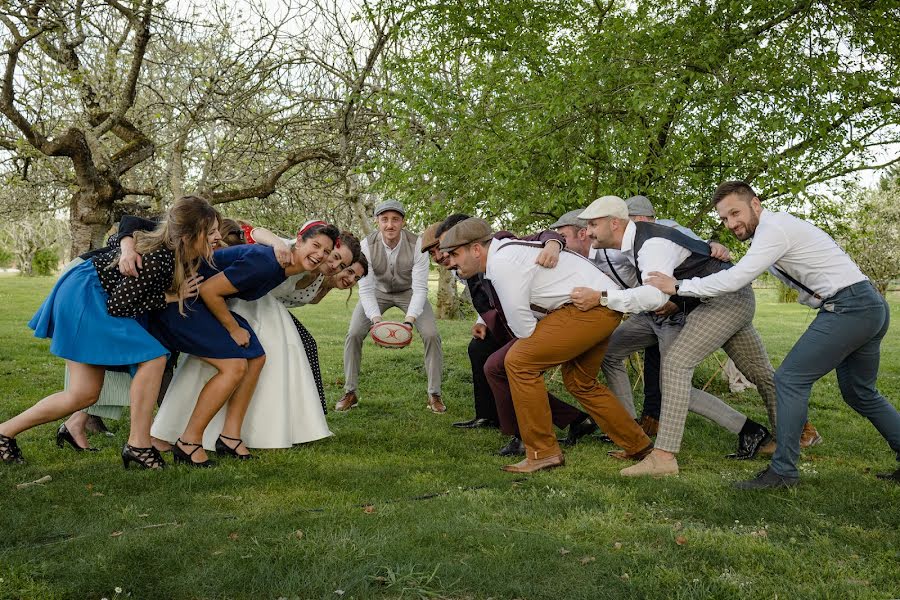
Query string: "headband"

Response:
xmin=296 ymin=219 xmax=340 ymax=248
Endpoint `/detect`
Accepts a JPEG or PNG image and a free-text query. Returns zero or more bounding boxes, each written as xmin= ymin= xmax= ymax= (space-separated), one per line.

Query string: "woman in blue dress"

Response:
xmin=0 ymin=196 xmax=221 ymax=469
xmin=148 ymin=221 xmax=340 ymax=466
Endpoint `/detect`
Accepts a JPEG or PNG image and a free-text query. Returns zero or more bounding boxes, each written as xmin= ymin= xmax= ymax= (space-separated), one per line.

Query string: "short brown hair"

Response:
xmin=713 ymin=181 xmax=757 ymax=205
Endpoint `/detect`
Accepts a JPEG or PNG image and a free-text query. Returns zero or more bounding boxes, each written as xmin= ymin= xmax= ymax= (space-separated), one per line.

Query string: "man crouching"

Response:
xmin=441 ymin=217 xmax=652 ymax=473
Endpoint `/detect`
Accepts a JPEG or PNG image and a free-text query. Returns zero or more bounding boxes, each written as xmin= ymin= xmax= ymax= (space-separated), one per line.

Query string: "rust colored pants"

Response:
xmin=505 ymin=305 xmax=651 ymax=460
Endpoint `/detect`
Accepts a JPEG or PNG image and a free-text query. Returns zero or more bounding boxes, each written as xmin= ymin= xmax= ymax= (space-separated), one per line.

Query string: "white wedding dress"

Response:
xmin=150 ymin=275 xmax=332 ymax=450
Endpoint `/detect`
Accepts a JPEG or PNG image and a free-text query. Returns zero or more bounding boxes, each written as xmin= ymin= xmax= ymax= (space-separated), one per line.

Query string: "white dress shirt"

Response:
xmin=486 ymin=239 xmax=620 ymax=338
xmin=602 ymin=221 xmax=690 ymax=314
xmin=678 ymin=209 xmax=868 ymax=308
xmin=357 ymin=234 xmax=429 ymax=320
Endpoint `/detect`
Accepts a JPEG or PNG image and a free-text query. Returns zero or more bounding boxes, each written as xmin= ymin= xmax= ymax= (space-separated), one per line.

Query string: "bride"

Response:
xmin=151 ymin=221 xmax=362 ymax=450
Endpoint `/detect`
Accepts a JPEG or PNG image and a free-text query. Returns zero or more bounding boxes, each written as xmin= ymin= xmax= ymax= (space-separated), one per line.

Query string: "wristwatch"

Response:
xmin=599 ymin=291 xmax=609 ymax=307
xmin=674 ymin=281 xmax=681 ymax=294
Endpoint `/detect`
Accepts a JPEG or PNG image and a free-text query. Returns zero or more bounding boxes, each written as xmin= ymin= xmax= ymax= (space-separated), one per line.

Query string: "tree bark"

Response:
xmin=435 ymin=265 xmax=459 ymax=319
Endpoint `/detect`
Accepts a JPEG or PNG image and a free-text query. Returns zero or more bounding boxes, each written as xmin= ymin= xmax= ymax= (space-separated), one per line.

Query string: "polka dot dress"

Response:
xmin=93 ymin=247 xmax=174 ymax=316
xmin=289 ymin=312 xmax=326 ymax=414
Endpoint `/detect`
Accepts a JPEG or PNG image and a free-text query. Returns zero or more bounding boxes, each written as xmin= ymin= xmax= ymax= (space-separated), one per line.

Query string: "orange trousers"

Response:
xmin=505 ymin=305 xmax=651 ymax=460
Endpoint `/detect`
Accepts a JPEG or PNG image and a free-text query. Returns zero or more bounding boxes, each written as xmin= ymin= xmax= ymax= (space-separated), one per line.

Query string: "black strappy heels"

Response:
xmin=56 ymin=423 xmax=100 ymax=452
xmin=172 ymin=438 xmax=215 ymax=468
xmin=121 ymin=444 xmax=166 ymax=469
xmin=0 ymin=433 xmax=25 ymax=464
xmin=215 ymin=434 xmax=254 ymax=460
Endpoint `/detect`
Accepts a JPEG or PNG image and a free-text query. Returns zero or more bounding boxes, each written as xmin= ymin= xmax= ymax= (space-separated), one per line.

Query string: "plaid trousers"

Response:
xmin=656 ymin=286 xmax=778 ymax=453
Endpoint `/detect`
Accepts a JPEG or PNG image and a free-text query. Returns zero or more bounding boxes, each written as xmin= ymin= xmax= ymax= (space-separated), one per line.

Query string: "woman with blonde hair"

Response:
xmin=0 ymin=196 xmax=221 ymax=469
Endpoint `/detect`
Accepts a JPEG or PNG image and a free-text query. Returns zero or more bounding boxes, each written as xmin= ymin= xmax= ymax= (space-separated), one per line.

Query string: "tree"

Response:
xmin=0 ymin=214 xmax=69 ymax=275
xmin=840 ymin=180 xmax=900 ymax=295
xmin=375 ymin=0 xmax=900 ymax=236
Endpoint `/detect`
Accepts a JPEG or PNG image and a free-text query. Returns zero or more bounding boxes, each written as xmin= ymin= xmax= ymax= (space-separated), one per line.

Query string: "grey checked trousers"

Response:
xmin=655 ymin=286 xmax=778 ymax=453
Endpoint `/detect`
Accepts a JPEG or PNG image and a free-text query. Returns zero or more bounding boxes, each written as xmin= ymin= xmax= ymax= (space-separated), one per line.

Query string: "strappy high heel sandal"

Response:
xmin=215 ymin=434 xmax=254 ymax=460
xmin=121 ymin=444 xmax=166 ymax=469
xmin=0 ymin=433 xmax=25 ymax=464
xmin=57 ymin=423 xmax=99 ymax=452
xmin=172 ymin=438 xmax=215 ymax=468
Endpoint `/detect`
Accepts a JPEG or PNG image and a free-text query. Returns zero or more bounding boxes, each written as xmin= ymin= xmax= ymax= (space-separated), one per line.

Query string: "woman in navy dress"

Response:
xmin=0 ymin=196 xmax=221 ymax=469
xmin=148 ymin=222 xmax=340 ymax=466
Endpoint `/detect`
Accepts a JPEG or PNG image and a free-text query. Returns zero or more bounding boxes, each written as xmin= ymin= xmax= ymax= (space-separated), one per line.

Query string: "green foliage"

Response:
xmin=0 ymin=245 xmax=12 ymax=268
xmin=30 ymin=247 xmax=59 ymax=277
xmin=376 ymin=0 xmax=900 ymax=236
xmin=1 ymin=277 xmax=899 ymax=598
xmin=839 ymin=181 xmax=900 ymax=295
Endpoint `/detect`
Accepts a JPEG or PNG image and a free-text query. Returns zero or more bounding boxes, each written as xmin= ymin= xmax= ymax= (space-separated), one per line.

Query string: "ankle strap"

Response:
xmin=218 ymin=434 xmax=241 ymax=442
xmin=177 ymin=438 xmax=203 ymax=456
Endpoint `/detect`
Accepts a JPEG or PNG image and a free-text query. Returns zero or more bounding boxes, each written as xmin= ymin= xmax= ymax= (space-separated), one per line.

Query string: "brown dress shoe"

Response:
xmin=428 ymin=394 xmax=446 ymax=413
xmin=607 ymin=443 xmax=654 ymax=461
xmin=620 ymin=452 xmax=679 ymax=477
xmin=799 ymin=422 xmax=822 ymax=448
xmin=501 ymin=453 xmax=565 ymax=473
xmin=638 ymin=415 xmax=659 ymax=437
xmin=335 ymin=391 xmax=359 ymax=411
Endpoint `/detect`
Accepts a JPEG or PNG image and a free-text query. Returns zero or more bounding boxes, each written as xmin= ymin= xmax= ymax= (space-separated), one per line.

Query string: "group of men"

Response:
xmin=336 ymin=183 xmax=900 ymax=489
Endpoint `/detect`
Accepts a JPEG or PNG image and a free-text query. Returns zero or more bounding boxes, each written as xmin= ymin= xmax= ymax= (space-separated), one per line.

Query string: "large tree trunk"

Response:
xmin=435 ymin=265 xmax=459 ymax=319
xmin=69 ymin=189 xmax=115 ymax=257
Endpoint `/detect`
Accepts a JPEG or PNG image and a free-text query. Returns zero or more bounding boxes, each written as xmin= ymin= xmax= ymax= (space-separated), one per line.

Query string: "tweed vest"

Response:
xmin=366 ymin=229 xmax=418 ymax=294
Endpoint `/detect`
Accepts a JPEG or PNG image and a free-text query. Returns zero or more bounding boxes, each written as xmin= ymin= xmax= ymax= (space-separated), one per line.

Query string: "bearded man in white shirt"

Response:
xmin=441 ymin=217 xmax=652 ymax=473
xmin=647 ymin=181 xmax=900 ymax=488
xmin=338 ymin=200 xmax=445 ymax=413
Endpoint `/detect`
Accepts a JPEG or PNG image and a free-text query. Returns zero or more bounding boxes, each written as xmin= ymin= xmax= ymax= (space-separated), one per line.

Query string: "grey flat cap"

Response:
xmin=625 ymin=195 xmax=656 ymax=217
xmin=439 ymin=217 xmax=493 ymax=251
xmin=374 ymin=199 xmax=406 ymax=218
xmin=550 ymin=209 xmax=588 ymax=229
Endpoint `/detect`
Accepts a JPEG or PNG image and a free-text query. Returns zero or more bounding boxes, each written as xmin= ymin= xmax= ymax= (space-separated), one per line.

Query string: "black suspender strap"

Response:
xmin=774 ymin=266 xmax=824 ymax=300
xmin=603 ymin=250 xmax=631 ymax=289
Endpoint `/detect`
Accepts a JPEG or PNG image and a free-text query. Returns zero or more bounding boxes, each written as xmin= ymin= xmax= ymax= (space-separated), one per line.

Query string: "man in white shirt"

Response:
xmin=647 ymin=181 xmax=900 ymax=488
xmin=574 ymin=196 xmax=779 ymax=477
xmin=339 ymin=200 xmax=445 ymax=413
xmin=441 ymin=217 xmax=652 ymax=473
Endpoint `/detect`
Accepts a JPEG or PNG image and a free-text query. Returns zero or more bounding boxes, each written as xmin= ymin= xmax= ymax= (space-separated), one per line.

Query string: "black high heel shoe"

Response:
xmin=172 ymin=439 xmax=215 ymax=468
xmin=121 ymin=444 xmax=166 ymax=469
xmin=0 ymin=433 xmax=25 ymax=464
xmin=215 ymin=434 xmax=254 ymax=460
xmin=56 ymin=423 xmax=99 ymax=452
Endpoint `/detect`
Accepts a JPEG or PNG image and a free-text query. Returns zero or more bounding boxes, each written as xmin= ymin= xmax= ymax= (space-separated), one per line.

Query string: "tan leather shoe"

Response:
xmin=335 ymin=391 xmax=359 ymax=411
xmin=428 ymin=394 xmax=446 ymax=413
xmin=608 ymin=443 xmax=654 ymax=461
xmin=800 ymin=422 xmax=822 ymax=448
xmin=758 ymin=440 xmax=776 ymax=455
xmin=620 ymin=452 xmax=679 ymax=477
xmin=501 ymin=453 xmax=565 ymax=473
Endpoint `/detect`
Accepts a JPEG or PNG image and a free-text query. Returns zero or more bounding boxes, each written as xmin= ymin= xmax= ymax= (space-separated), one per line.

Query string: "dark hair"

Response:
xmin=713 ymin=181 xmax=757 ymax=205
xmin=355 ymin=253 xmax=369 ymax=278
xmin=219 ymin=218 xmax=246 ymax=247
xmin=300 ymin=223 xmax=340 ymax=246
xmin=338 ymin=231 xmax=362 ymax=264
xmin=436 ymin=213 xmax=471 ymax=237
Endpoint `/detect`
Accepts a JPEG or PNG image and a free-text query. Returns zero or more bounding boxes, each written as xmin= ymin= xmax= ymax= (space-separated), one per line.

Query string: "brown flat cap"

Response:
xmin=420 ymin=222 xmax=442 ymax=253
xmin=439 ymin=217 xmax=493 ymax=252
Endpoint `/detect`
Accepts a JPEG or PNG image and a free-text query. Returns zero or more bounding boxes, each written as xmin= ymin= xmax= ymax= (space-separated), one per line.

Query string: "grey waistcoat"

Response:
xmin=366 ymin=229 xmax=418 ymax=294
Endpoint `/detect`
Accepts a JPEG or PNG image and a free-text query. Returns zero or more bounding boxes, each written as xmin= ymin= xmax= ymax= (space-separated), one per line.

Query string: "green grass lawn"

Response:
xmin=1 ymin=276 xmax=898 ymax=600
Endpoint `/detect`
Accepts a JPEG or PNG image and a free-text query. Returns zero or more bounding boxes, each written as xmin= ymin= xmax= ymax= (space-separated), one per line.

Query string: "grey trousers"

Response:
xmin=343 ymin=289 xmax=443 ymax=395
xmin=656 ymin=286 xmax=778 ymax=453
xmin=601 ymin=312 xmax=747 ymax=434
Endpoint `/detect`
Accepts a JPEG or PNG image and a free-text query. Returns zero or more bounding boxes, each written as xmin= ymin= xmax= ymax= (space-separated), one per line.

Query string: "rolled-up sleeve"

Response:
xmin=406 ymin=237 xmax=430 ymax=319
xmin=356 ymin=239 xmax=381 ymax=320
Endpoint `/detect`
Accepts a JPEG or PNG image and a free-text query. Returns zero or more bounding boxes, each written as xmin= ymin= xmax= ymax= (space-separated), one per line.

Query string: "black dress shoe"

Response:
xmin=498 ymin=436 xmax=525 ymax=457
xmin=727 ymin=419 xmax=772 ymax=460
xmin=172 ymin=439 xmax=215 ymax=468
xmin=215 ymin=434 xmax=254 ymax=460
xmin=453 ymin=418 xmax=497 ymax=429
xmin=875 ymin=467 xmax=900 ymax=483
xmin=56 ymin=423 xmax=99 ymax=452
xmin=559 ymin=418 xmax=598 ymax=446
xmin=734 ymin=466 xmax=799 ymax=490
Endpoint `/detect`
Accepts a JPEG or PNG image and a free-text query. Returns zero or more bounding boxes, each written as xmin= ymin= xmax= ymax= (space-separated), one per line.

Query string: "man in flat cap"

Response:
xmin=574 ymin=195 xmax=779 ymax=477
xmin=339 ymin=200 xmax=445 ymax=413
xmin=442 ymin=217 xmax=652 ymax=473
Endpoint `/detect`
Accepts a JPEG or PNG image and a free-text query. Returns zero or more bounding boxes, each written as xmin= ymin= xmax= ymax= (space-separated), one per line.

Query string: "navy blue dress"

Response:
xmin=147 ymin=245 xmax=288 ymax=359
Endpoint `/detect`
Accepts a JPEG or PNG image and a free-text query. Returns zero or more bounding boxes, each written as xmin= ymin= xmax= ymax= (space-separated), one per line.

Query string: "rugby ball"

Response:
xmin=370 ymin=320 xmax=413 ymax=349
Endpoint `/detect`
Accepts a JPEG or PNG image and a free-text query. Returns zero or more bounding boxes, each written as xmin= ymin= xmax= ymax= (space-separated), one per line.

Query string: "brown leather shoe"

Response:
xmin=501 ymin=453 xmax=565 ymax=473
xmin=638 ymin=414 xmax=659 ymax=436
xmin=800 ymin=422 xmax=822 ymax=448
xmin=620 ymin=452 xmax=679 ymax=477
xmin=758 ymin=439 xmax=776 ymax=455
xmin=335 ymin=391 xmax=359 ymax=411
xmin=607 ymin=443 xmax=654 ymax=461
xmin=428 ymin=394 xmax=446 ymax=413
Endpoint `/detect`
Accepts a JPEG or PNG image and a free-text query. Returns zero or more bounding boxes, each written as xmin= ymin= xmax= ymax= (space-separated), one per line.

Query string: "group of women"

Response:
xmin=0 ymin=195 xmax=368 ymax=469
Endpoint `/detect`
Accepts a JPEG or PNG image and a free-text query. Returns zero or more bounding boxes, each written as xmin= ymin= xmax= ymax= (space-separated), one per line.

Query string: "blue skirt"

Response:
xmin=29 ymin=260 xmax=169 ymax=369
xmin=146 ymin=296 xmax=265 ymax=360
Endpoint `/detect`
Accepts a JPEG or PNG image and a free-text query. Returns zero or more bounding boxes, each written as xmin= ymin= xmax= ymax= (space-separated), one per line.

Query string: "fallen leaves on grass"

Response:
xmin=675 ymin=535 xmax=687 ymax=546
xmin=110 ymin=531 xmax=123 ymax=538
xmin=613 ymin=542 xmax=623 ymax=550
xmin=363 ymin=505 xmax=376 ymax=514
xmin=580 ymin=556 xmax=596 ymax=565
xmin=558 ymin=548 xmax=571 ymax=555
xmin=16 ymin=475 xmax=51 ymax=489
xmin=228 ymin=532 xmax=239 ymax=541
xmin=293 ymin=530 xmax=304 ymax=540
